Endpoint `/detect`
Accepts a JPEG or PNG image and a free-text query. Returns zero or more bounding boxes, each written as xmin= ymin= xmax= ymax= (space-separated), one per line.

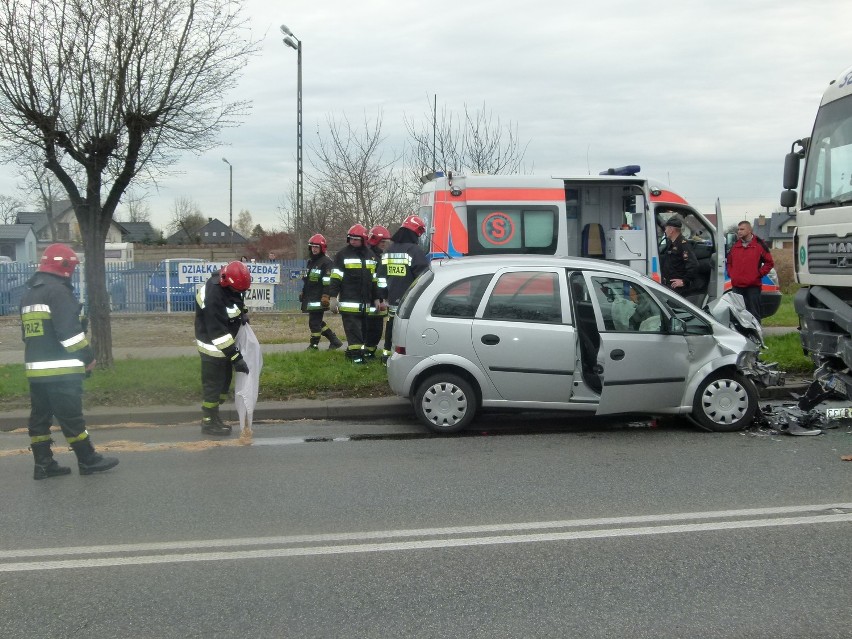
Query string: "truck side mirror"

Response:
xmin=780 ymin=190 xmax=798 ymax=209
xmin=783 ymin=151 xmax=800 ymax=190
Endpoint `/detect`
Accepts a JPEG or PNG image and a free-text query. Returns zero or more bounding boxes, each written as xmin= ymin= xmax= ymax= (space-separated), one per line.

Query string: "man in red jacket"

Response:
xmin=726 ymin=220 xmax=774 ymax=322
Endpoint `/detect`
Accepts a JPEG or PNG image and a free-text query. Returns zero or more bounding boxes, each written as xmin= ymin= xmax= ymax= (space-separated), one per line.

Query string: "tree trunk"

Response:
xmin=77 ymin=203 xmax=113 ymax=368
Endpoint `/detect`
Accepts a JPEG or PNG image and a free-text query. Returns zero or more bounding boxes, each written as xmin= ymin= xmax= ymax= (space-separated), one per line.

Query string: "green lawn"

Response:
xmin=0 ymin=350 xmax=390 ymax=411
xmin=762 ymin=292 xmax=798 ymax=328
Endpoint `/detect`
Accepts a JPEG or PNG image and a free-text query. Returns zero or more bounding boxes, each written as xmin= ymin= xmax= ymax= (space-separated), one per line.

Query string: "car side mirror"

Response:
xmin=669 ymin=317 xmax=686 ymax=334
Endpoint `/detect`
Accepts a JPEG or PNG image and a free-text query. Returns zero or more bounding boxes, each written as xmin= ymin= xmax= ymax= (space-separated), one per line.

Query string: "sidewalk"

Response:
xmin=0 ymin=327 xmax=809 ymax=435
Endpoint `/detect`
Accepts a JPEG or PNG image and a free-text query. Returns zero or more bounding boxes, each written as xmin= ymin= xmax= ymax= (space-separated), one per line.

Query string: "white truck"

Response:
xmin=782 ymin=63 xmax=852 ymax=399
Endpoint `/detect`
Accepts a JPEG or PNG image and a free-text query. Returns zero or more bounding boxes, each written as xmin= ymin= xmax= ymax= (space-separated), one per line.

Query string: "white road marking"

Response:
xmin=1 ymin=504 xmax=849 ymax=573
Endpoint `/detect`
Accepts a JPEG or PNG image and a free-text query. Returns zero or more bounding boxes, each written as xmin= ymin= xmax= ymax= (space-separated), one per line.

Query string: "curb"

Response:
xmin=0 ymin=383 xmax=809 ymax=433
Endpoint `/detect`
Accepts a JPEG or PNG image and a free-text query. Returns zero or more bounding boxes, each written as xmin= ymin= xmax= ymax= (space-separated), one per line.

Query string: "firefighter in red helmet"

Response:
xmin=379 ymin=215 xmax=429 ymax=363
xmin=324 ymin=224 xmax=383 ymax=364
xmin=365 ymin=225 xmax=391 ymax=359
xmin=194 ymin=260 xmax=251 ymax=436
xmin=20 ymin=243 xmax=119 ymax=479
xmin=300 ymin=233 xmax=343 ymax=350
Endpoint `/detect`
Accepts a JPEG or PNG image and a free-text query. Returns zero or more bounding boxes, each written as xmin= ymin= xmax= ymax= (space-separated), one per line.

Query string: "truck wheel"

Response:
xmin=414 ymin=373 xmax=477 ymax=434
xmin=692 ymin=370 xmax=758 ymax=432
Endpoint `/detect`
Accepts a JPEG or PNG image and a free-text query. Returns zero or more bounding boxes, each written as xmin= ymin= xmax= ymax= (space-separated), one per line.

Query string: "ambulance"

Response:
xmin=417 ymin=167 xmax=780 ymax=316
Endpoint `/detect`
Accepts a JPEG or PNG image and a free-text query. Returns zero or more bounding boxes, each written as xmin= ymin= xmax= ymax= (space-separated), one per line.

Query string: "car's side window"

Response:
xmin=591 ymin=276 xmax=663 ymax=333
xmin=656 ymin=289 xmax=713 ymax=334
xmin=482 ymin=271 xmax=561 ymax=323
xmin=431 ymin=274 xmax=492 ymax=318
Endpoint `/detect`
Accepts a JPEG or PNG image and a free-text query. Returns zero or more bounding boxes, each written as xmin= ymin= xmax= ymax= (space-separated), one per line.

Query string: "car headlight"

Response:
xmin=736 ymin=349 xmax=757 ymax=368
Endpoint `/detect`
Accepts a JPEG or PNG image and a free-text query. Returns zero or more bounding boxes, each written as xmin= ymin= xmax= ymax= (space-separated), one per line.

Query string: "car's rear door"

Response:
xmin=471 ymin=268 xmax=575 ymax=402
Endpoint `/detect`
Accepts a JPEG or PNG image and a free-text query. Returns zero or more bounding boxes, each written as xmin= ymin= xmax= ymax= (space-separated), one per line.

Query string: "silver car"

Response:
xmin=387 ymin=256 xmax=782 ymax=434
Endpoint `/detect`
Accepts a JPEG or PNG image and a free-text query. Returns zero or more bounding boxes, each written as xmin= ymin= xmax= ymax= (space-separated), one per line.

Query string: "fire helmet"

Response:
xmin=347 ymin=224 xmax=368 ymax=243
xmin=368 ymin=226 xmax=390 ymax=247
xmin=219 ymin=261 xmax=251 ymax=292
xmin=308 ymin=233 xmax=327 ymax=252
xmin=38 ymin=243 xmax=79 ymax=278
xmin=401 ymin=215 xmax=427 ymax=236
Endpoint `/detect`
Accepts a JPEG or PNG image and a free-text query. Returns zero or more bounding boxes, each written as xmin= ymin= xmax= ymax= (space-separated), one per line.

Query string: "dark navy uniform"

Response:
xmin=661 ymin=233 xmax=698 ymax=295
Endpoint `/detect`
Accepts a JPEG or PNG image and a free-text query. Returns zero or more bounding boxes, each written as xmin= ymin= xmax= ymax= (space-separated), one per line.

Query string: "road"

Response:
xmin=1 ymin=415 xmax=850 ymax=638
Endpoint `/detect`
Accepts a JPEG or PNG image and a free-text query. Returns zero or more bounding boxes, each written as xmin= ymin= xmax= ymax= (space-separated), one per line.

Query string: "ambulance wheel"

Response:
xmin=414 ymin=373 xmax=477 ymax=434
xmin=692 ymin=370 xmax=758 ymax=432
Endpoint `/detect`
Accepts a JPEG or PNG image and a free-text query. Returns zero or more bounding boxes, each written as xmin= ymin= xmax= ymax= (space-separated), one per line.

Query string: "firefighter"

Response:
xmin=21 ymin=243 xmax=119 ymax=479
xmin=660 ymin=218 xmax=698 ymax=297
xmin=300 ymin=233 xmax=343 ymax=350
xmin=380 ymin=215 xmax=429 ymax=363
xmin=324 ymin=224 xmax=383 ymax=364
xmin=195 ymin=260 xmax=252 ymax=436
xmin=365 ymin=225 xmax=391 ymax=359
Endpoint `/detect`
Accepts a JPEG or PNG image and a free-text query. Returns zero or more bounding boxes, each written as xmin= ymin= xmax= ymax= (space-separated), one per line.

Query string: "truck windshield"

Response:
xmin=802 ymin=94 xmax=852 ymax=208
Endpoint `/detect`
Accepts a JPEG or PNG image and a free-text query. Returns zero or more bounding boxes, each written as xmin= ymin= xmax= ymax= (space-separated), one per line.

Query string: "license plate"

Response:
xmin=825 ymin=407 xmax=852 ymax=419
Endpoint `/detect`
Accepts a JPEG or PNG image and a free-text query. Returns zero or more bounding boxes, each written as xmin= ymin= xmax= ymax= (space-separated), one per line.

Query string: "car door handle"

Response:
xmin=481 ymin=334 xmax=500 ymax=346
xmin=610 ymin=349 xmax=625 ymax=361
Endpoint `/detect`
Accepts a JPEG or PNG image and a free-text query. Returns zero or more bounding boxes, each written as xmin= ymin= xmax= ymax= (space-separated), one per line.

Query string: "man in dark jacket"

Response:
xmin=300 ymin=234 xmax=343 ymax=350
xmin=324 ymin=224 xmax=382 ymax=364
xmin=195 ymin=261 xmax=251 ymax=436
xmin=727 ymin=220 xmax=774 ymax=322
xmin=660 ymin=218 xmax=698 ymax=297
xmin=380 ymin=215 xmax=430 ymax=363
xmin=21 ymin=243 xmax=118 ymax=479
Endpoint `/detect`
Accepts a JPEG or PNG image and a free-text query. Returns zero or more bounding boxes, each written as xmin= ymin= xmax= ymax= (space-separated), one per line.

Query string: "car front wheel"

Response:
xmin=414 ymin=373 xmax=477 ymax=434
xmin=692 ymin=370 xmax=758 ymax=432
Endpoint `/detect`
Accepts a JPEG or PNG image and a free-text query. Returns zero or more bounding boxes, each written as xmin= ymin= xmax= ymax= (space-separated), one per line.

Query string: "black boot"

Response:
xmin=306 ymin=336 xmax=320 ymax=351
xmin=201 ymin=406 xmax=232 ymax=436
xmin=31 ymin=440 xmax=71 ymax=481
xmin=323 ymin=329 xmax=343 ymax=350
xmin=70 ymin=437 xmax=119 ymax=476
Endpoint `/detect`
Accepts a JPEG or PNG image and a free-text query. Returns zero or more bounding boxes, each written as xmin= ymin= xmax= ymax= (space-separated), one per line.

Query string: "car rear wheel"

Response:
xmin=414 ymin=373 xmax=477 ymax=434
xmin=692 ymin=370 xmax=758 ymax=432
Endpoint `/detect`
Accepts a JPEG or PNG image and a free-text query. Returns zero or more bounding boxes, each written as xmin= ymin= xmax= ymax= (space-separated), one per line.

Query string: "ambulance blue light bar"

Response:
xmin=600 ymin=165 xmax=640 ymax=176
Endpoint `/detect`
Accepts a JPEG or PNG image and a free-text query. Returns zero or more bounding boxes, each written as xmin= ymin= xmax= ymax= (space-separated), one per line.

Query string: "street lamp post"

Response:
xmin=221 ymin=157 xmax=233 ymax=247
xmin=281 ymin=24 xmax=302 ymax=256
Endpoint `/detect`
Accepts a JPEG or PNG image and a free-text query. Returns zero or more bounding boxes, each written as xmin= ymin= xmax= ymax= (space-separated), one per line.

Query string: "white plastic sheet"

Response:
xmin=234 ymin=323 xmax=263 ymax=435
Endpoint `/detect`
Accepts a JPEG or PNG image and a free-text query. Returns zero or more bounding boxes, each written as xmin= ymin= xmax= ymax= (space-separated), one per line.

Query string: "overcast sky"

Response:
xmin=2 ymin=0 xmax=851 ymax=234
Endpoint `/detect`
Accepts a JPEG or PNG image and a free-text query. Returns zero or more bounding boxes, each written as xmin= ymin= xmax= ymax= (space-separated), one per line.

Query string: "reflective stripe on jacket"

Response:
xmin=20 ymin=272 xmax=93 ymax=382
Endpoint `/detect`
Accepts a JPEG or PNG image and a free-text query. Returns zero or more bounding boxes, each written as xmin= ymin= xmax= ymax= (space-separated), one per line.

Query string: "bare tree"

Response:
xmin=16 ymin=148 xmax=61 ymax=239
xmin=167 ymin=197 xmax=205 ymax=242
xmin=0 ymin=0 xmax=258 ymax=366
xmin=305 ymin=112 xmax=415 ymax=242
xmin=234 ymin=209 xmax=253 ymax=238
xmin=406 ymin=100 xmax=529 ymax=183
xmin=117 ymin=187 xmax=152 ymax=224
xmin=0 ymin=194 xmax=23 ymax=225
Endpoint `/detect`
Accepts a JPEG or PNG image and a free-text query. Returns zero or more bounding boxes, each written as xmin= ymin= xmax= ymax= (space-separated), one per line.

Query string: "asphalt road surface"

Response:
xmin=1 ymin=415 xmax=850 ymax=638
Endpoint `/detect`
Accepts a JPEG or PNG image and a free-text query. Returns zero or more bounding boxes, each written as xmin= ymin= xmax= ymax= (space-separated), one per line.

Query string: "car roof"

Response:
xmin=429 ymin=255 xmax=643 ymax=277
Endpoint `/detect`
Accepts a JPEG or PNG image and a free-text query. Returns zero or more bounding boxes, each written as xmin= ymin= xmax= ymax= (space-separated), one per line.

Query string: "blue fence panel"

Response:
xmin=0 ymin=259 xmax=307 ymax=316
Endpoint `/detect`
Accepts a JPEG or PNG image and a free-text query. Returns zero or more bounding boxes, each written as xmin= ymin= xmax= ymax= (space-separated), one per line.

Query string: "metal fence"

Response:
xmin=0 ymin=260 xmax=307 ymax=316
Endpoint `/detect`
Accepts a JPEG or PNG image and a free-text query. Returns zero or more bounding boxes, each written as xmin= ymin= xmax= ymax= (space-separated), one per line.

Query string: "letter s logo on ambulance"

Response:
xmin=481 ymin=211 xmax=515 ymax=246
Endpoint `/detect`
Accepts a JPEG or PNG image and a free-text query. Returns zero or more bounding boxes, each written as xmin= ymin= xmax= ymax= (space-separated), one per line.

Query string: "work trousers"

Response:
xmin=732 ymin=286 xmax=762 ymax=323
xmin=341 ymin=313 xmax=367 ymax=359
xmin=28 ymin=379 xmax=86 ymax=440
xmin=365 ymin=315 xmax=385 ymax=353
xmin=307 ymin=310 xmax=328 ymax=345
xmin=200 ymin=356 xmax=233 ymax=409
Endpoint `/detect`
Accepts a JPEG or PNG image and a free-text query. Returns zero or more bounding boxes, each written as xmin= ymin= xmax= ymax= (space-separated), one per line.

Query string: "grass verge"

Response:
xmin=0 ymin=350 xmax=391 ymax=411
